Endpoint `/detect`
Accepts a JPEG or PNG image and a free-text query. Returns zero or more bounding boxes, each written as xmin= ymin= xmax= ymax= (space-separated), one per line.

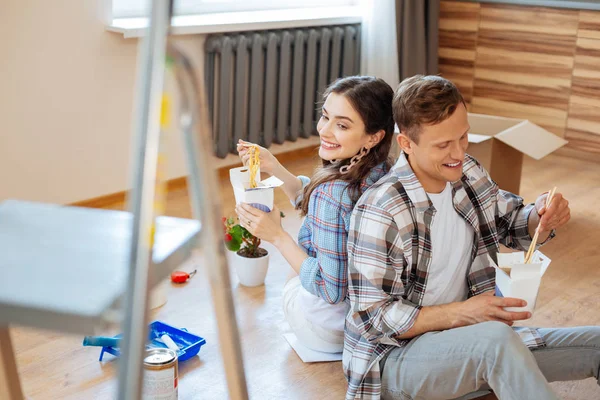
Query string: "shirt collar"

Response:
xmin=391 ymin=152 xmax=432 ymax=214
xmin=391 ymin=152 xmax=481 ymax=234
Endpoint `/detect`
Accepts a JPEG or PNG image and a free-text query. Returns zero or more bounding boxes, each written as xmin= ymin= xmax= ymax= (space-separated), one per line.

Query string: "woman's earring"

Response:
xmin=340 ymin=146 xmax=370 ymax=175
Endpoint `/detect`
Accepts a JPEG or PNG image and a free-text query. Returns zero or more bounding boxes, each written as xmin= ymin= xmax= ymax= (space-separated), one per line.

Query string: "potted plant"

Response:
xmin=223 ymin=216 xmax=270 ymax=287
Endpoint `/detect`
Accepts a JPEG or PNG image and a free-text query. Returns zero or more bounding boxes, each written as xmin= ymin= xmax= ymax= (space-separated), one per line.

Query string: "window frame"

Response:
xmin=112 ymin=0 xmax=360 ymax=19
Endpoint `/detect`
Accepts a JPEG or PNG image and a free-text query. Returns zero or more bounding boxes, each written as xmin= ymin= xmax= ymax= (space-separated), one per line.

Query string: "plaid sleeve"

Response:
xmin=496 ymin=189 xmax=533 ymax=250
xmin=298 ymin=183 xmax=350 ymax=304
xmin=496 ymin=188 xmax=555 ymax=250
xmin=348 ymin=201 xmax=421 ymax=345
xmin=496 ymin=190 xmax=555 ymax=251
xmin=292 ymin=175 xmax=311 ymax=207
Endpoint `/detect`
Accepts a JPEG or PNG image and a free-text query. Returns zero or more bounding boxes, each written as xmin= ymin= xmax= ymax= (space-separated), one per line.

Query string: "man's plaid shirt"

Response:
xmin=343 ymin=153 xmax=551 ymax=399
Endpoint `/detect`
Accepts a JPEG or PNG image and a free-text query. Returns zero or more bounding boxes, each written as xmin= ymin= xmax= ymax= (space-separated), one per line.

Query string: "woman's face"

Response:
xmin=316 ymin=93 xmax=376 ymax=161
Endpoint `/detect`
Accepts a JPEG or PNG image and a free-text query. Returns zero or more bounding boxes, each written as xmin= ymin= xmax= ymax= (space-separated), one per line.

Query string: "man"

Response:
xmin=343 ymin=75 xmax=600 ymax=400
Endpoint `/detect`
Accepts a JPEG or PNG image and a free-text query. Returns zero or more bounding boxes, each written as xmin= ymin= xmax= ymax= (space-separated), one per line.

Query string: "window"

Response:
xmin=112 ymin=0 xmax=359 ymax=19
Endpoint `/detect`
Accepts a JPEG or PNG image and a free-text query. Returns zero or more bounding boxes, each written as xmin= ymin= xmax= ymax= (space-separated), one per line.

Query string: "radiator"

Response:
xmin=205 ymin=24 xmax=361 ymax=158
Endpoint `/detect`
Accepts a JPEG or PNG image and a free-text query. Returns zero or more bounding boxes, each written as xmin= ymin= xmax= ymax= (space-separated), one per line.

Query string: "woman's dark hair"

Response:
xmin=297 ymin=76 xmax=395 ymax=216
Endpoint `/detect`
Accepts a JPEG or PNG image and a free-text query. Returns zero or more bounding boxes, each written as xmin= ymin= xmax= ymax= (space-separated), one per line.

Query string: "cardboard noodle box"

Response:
xmin=230 ymin=166 xmax=283 ymax=212
xmin=465 ymin=113 xmax=567 ymax=195
xmin=491 ymin=250 xmax=552 ymax=315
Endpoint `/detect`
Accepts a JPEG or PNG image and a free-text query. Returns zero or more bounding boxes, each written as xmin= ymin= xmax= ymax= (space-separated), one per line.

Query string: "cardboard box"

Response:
xmin=466 ymin=113 xmax=568 ymax=194
xmin=391 ymin=113 xmax=568 ymax=194
xmin=229 ymin=166 xmax=283 ymax=212
xmin=491 ymin=250 xmax=552 ymax=315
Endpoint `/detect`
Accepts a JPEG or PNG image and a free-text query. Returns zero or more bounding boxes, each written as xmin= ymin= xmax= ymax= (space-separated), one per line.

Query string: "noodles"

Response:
xmin=248 ymin=145 xmax=260 ymax=188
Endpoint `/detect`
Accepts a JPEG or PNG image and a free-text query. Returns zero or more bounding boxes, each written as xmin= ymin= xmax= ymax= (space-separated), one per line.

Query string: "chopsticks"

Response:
xmin=524 ymin=186 xmax=557 ymax=263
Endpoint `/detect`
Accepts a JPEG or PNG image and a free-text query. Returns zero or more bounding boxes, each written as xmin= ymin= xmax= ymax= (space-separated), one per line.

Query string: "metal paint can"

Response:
xmin=142 ymin=348 xmax=178 ymax=399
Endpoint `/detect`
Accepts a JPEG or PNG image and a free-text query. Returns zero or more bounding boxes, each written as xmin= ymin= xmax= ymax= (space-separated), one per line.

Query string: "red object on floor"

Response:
xmin=170 ymin=269 xmax=197 ymax=284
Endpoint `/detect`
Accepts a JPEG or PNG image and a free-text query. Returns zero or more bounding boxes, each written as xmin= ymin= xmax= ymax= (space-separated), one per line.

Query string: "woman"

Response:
xmin=235 ymin=76 xmax=395 ymax=353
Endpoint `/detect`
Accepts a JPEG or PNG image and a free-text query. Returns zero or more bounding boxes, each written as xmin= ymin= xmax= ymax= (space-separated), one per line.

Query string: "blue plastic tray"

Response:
xmin=99 ymin=320 xmax=206 ymax=362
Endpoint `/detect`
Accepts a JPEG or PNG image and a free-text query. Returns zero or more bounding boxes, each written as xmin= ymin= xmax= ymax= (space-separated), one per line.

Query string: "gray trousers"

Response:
xmin=380 ymin=321 xmax=600 ymax=400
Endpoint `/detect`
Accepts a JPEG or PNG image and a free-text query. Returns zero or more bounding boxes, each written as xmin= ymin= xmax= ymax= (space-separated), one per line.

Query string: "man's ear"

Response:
xmin=397 ymin=133 xmax=414 ymax=154
xmin=366 ymin=129 xmax=385 ymax=149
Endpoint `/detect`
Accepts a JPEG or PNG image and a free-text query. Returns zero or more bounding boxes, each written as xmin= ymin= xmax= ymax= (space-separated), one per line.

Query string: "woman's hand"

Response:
xmin=235 ymin=203 xmax=285 ymax=244
xmin=236 ymin=140 xmax=280 ymax=176
xmin=236 ymin=139 xmax=304 ymax=206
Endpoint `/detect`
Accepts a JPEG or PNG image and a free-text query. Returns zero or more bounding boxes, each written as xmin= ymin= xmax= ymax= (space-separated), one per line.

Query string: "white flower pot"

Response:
xmin=232 ymin=249 xmax=269 ymax=287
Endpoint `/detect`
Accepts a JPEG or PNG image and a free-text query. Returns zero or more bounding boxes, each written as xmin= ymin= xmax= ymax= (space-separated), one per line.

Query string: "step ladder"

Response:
xmin=0 ymin=1 xmax=248 ymax=399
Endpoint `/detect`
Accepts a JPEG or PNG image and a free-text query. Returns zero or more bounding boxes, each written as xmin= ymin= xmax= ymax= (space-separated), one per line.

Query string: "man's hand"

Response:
xmin=395 ymin=293 xmax=532 ymax=340
xmin=450 ymin=292 xmax=531 ymax=328
xmin=534 ymin=191 xmax=570 ymax=234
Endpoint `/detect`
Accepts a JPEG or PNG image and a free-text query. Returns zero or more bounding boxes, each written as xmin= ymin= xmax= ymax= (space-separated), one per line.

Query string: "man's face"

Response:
xmin=398 ymin=103 xmax=470 ymax=193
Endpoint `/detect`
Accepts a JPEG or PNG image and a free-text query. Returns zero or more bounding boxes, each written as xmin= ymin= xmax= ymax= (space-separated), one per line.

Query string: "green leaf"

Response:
xmin=225 ymin=236 xmax=241 ymax=252
xmin=231 ymin=225 xmax=244 ymax=240
xmin=225 ymin=224 xmax=244 ymax=252
xmin=241 ymin=226 xmax=254 ymax=239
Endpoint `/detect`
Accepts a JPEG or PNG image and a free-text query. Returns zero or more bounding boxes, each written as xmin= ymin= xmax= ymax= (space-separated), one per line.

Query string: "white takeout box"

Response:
xmin=229 ymin=166 xmax=283 ymax=212
xmin=491 ymin=250 xmax=552 ymax=315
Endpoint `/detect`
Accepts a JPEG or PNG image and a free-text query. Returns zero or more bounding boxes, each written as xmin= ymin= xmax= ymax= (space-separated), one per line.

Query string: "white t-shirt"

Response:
xmin=421 ymin=182 xmax=474 ymax=307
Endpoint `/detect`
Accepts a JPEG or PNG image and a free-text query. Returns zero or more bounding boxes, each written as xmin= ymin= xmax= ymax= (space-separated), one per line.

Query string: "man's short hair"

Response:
xmin=393 ymin=75 xmax=466 ymax=143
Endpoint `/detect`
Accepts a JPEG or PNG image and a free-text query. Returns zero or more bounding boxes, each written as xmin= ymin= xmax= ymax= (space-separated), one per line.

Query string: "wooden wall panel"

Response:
xmin=471 ymin=4 xmax=579 ymax=137
xmin=438 ymin=1 xmax=480 ymax=105
xmin=578 ymin=11 xmax=600 ymax=40
xmin=566 ymin=36 xmax=600 ymax=154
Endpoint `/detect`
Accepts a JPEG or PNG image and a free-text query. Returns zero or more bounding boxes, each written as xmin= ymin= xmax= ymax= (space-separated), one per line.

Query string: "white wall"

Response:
xmin=0 ymin=0 xmax=203 ymax=204
xmin=0 ymin=1 xmax=327 ymax=204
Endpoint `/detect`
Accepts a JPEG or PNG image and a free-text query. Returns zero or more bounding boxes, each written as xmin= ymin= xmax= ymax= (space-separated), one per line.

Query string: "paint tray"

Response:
xmin=99 ymin=320 xmax=206 ymax=362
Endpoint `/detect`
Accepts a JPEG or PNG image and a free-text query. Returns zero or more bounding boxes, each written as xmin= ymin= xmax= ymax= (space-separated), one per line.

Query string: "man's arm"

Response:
xmin=395 ymin=294 xmax=531 ymax=340
xmin=495 ymin=189 xmax=541 ymax=251
xmin=348 ymin=199 xmax=531 ymax=344
xmin=497 ymin=187 xmax=571 ymax=250
xmin=347 ymin=201 xmax=422 ymax=344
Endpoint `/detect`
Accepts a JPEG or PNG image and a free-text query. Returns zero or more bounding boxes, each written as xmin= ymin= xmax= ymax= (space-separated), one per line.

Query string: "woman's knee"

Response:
xmin=282 ymin=277 xmax=301 ymax=320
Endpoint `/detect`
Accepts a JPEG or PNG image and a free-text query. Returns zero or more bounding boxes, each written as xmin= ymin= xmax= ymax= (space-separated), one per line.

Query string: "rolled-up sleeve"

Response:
xmin=292 ymin=175 xmax=311 ymax=207
xmin=347 ymin=201 xmax=421 ymax=346
xmin=495 ymin=189 xmax=554 ymax=251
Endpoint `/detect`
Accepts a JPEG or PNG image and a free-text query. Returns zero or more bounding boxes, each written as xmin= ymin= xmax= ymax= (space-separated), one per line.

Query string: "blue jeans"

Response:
xmin=380 ymin=322 xmax=600 ymax=400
